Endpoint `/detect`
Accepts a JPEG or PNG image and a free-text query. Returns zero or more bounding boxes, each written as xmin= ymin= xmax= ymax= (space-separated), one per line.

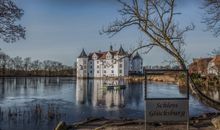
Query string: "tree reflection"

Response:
xmin=200 ymin=83 xmax=220 ymax=101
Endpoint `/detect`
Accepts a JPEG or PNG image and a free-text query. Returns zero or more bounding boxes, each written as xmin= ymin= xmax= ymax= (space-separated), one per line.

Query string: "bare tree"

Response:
xmin=24 ymin=57 xmax=31 ymax=72
xmin=31 ymin=60 xmax=42 ymax=75
xmin=0 ymin=0 xmax=25 ymax=43
xmin=202 ymin=0 xmax=220 ymax=37
xmin=101 ymin=0 xmax=194 ymax=69
xmin=13 ymin=56 xmax=23 ymax=71
xmin=0 ymin=51 xmax=10 ymax=75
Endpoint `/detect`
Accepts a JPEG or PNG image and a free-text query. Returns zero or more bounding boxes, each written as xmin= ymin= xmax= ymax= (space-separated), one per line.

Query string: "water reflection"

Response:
xmin=0 ymin=77 xmax=74 ymax=107
xmin=0 ymin=77 xmax=216 ymax=119
xmin=200 ymin=84 xmax=220 ymax=102
xmin=75 ymin=79 xmax=189 ymax=110
xmin=76 ymin=79 xmax=126 ymax=109
xmin=0 ymin=77 xmax=216 ymax=130
xmin=76 ymin=79 xmax=87 ymax=105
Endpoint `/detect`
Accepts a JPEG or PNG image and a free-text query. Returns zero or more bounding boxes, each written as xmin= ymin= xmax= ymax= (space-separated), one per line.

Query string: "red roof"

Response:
xmin=89 ymin=50 xmax=123 ymax=60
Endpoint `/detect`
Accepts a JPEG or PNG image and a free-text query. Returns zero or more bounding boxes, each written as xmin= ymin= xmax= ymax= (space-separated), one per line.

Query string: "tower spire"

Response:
xmin=109 ymin=45 xmax=113 ymax=51
xmin=117 ymin=45 xmax=126 ymax=55
xmin=78 ymin=48 xmax=88 ymax=58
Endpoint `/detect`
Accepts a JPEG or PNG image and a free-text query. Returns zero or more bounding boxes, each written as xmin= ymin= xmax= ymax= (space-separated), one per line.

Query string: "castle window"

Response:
xmin=112 ymin=70 xmax=114 ymax=73
xmin=97 ymin=70 xmax=99 ymax=73
xmin=104 ymin=70 xmax=106 ymax=73
xmin=97 ymin=61 xmax=99 ymax=64
xmin=83 ymin=60 xmax=87 ymax=64
xmin=97 ymin=65 xmax=99 ymax=68
xmin=90 ymin=66 xmax=92 ymax=69
xmin=80 ymin=65 xmax=83 ymax=70
xmin=119 ymin=64 xmax=122 ymax=68
xmin=119 ymin=70 xmax=122 ymax=74
xmin=83 ymin=66 xmax=87 ymax=69
xmin=112 ymin=65 xmax=114 ymax=68
xmin=90 ymin=71 xmax=92 ymax=73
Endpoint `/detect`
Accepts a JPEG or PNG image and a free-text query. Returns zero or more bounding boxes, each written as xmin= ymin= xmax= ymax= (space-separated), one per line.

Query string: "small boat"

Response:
xmin=104 ymin=84 xmax=126 ymax=90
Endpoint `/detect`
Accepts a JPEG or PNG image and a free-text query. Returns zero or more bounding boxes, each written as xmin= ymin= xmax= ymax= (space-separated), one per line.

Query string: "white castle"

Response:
xmin=76 ymin=45 xmax=143 ymax=78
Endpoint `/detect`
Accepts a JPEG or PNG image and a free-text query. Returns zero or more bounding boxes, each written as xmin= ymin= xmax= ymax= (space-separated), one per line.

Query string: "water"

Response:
xmin=0 ymin=77 xmax=217 ymax=130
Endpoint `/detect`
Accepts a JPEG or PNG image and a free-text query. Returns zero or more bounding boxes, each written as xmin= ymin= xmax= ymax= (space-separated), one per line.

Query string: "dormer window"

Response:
xmin=107 ymin=52 xmax=112 ymax=59
xmin=92 ymin=53 xmax=98 ymax=60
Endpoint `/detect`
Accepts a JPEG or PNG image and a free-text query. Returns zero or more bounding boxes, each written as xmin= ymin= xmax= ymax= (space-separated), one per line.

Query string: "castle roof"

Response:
xmin=133 ymin=52 xmax=142 ymax=60
xmin=78 ymin=49 xmax=88 ymax=58
xmin=87 ymin=46 xmax=129 ymax=60
xmin=117 ymin=46 xmax=126 ymax=55
xmin=99 ymin=51 xmax=118 ymax=59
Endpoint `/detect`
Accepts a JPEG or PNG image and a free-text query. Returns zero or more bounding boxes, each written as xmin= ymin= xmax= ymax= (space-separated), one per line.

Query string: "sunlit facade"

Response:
xmin=77 ymin=46 xmax=143 ymax=78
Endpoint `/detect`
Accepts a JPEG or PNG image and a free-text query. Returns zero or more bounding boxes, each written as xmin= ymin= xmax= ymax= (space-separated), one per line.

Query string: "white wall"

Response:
xmin=77 ymin=58 xmax=88 ymax=78
xmin=208 ymin=62 xmax=218 ymax=75
xmin=77 ymin=51 xmax=143 ymax=78
xmin=94 ymin=59 xmax=102 ymax=77
xmin=88 ymin=60 xmax=94 ymax=78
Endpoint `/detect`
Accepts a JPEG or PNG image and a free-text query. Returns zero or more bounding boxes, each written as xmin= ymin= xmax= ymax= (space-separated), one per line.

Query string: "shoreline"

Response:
xmin=0 ymin=75 xmax=177 ymax=83
xmin=77 ymin=75 xmax=177 ymax=82
xmin=55 ymin=112 xmax=220 ymax=130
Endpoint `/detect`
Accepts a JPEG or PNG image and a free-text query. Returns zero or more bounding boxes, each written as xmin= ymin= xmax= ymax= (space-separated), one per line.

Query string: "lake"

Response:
xmin=0 ymin=77 xmax=217 ymax=130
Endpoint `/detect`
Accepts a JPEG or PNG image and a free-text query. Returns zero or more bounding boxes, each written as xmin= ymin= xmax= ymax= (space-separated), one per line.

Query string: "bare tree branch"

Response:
xmin=0 ymin=0 xmax=25 ymax=43
xmin=202 ymin=0 xmax=220 ymax=37
xmin=103 ymin=43 xmax=156 ymax=67
xmin=101 ymin=0 xmax=194 ymax=69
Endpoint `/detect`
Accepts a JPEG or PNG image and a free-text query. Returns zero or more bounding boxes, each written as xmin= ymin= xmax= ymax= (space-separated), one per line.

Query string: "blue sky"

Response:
xmin=0 ymin=0 xmax=219 ymax=66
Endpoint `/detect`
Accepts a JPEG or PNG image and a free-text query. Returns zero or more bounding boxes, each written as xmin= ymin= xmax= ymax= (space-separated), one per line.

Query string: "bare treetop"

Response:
xmin=0 ymin=0 xmax=25 ymax=43
xmin=101 ymin=0 xmax=194 ymax=69
xmin=202 ymin=0 xmax=220 ymax=37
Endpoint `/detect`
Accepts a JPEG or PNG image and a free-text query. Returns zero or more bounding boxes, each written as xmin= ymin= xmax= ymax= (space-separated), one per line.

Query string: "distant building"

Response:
xmin=188 ymin=57 xmax=212 ymax=75
xmin=207 ymin=55 xmax=220 ymax=75
xmin=188 ymin=55 xmax=220 ymax=76
xmin=76 ymin=46 xmax=143 ymax=78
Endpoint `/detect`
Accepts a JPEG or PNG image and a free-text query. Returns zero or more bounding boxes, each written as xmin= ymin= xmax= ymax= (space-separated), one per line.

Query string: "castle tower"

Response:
xmin=77 ymin=49 xmax=88 ymax=78
xmin=131 ymin=52 xmax=143 ymax=74
xmin=116 ymin=45 xmax=129 ymax=76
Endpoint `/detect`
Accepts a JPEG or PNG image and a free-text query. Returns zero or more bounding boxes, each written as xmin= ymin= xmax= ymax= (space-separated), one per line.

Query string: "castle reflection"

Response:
xmin=76 ymin=79 xmax=143 ymax=109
